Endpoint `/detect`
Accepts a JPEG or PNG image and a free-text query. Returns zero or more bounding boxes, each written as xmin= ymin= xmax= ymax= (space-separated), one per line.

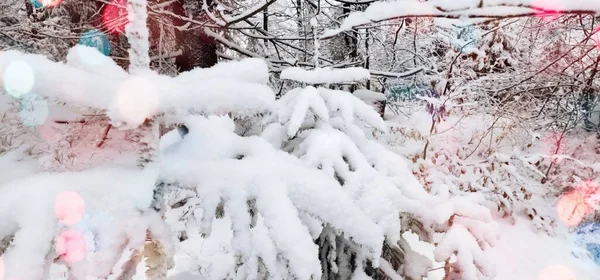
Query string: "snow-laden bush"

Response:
xmin=0 ymin=3 xmax=496 ymax=278
xmin=255 ymin=68 xmax=495 ymax=279
xmin=0 ymin=49 xmax=497 ymax=279
xmin=0 ymin=43 xmax=276 ymax=279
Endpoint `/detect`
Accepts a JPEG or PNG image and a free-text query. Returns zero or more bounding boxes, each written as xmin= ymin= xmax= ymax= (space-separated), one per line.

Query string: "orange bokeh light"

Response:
xmin=556 ymin=181 xmax=599 ymax=226
xmin=538 ymin=264 xmax=576 ymax=280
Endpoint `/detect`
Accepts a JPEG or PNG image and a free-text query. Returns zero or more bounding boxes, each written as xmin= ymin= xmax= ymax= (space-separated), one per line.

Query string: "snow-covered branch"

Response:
xmin=0 ymin=48 xmax=275 ymax=128
xmin=125 ymin=0 xmax=151 ymax=73
xmin=322 ymin=0 xmax=600 ymax=38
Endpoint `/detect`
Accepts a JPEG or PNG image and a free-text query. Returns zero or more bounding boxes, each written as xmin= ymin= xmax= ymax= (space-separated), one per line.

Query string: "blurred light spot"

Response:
xmin=18 ymin=94 xmax=48 ymax=127
xmin=592 ymin=27 xmax=600 ymax=50
xmin=40 ymin=121 xmax=60 ymax=141
xmin=30 ymin=0 xmax=63 ymax=8
xmin=54 ymin=191 xmax=85 ymax=225
xmin=40 ymin=0 xmax=63 ymax=7
xmin=3 ymin=60 xmax=35 ymax=98
xmin=56 ymin=230 xmax=86 ymax=263
xmin=557 ymin=181 xmax=599 ymax=226
xmin=78 ymin=30 xmax=111 ymax=57
xmin=557 ymin=191 xmax=590 ymax=226
xmin=102 ymin=0 xmax=128 ymax=34
xmin=0 ymin=256 xmax=4 ymax=280
xmin=116 ymin=76 xmax=159 ymax=125
xmin=30 ymin=0 xmax=43 ymax=8
xmin=538 ymin=264 xmax=576 ymax=280
xmin=532 ymin=0 xmax=563 ymax=21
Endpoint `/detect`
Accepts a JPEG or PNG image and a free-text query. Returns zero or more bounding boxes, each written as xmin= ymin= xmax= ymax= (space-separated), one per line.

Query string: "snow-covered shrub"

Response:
xmin=255 ymin=67 xmax=496 ymax=279
xmin=0 ymin=43 xmax=276 ymax=279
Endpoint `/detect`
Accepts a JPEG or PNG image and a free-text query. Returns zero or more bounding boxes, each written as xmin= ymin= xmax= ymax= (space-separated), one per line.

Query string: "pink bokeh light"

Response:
xmin=56 ymin=230 xmax=87 ymax=264
xmin=39 ymin=121 xmax=60 ymax=141
xmin=591 ymin=27 xmax=600 ymax=50
xmin=102 ymin=0 xmax=128 ymax=34
xmin=54 ymin=191 xmax=85 ymax=225
xmin=40 ymin=0 xmax=63 ymax=7
xmin=538 ymin=264 xmax=576 ymax=280
xmin=0 ymin=256 xmax=4 ymax=280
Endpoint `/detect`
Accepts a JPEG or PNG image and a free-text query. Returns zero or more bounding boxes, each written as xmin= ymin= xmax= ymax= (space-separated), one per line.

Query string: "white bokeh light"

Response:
xmin=115 ymin=76 xmax=159 ymax=126
xmin=3 ymin=60 xmax=35 ymax=98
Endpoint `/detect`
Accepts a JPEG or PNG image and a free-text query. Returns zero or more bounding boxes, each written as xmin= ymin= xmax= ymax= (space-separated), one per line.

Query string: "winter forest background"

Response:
xmin=1 ymin=0 xmax=600 ymax=279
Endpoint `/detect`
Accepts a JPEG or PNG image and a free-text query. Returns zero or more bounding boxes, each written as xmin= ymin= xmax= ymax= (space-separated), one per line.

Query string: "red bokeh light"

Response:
xmin=56 ymin=230 xmax=87 ymax=263
xmin=54 ymin=191 xmax=85 ymax=225
xmin=102 ymin=0 xmax=129 ymax=34
xmin=531 ymin=0 xmax=563 ymax=21
xmin=557 ymin=180 xmax=599 ymax=226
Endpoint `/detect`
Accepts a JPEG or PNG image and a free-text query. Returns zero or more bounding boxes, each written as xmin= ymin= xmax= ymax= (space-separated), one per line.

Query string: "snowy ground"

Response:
xmin=405 ymin=217 xmax=600 ymax=280
xmin=487 ymin=218 xmax=599 ymax=280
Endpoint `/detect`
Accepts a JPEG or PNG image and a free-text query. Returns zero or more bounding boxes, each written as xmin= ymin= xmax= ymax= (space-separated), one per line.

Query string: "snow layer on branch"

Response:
xmin=281 ymin=67 xmax=370 ymax=84
xmin=320 ymin=88 xmax=386 ymax=131
xmin=175 ymin=58 xmax=269 ymax=84
xmin=353 ymin=89 xmax=386 ymax=103
xmin=0 ymin=166 xmax=160 ymax=280
xmin=0 ymin=49 xmax=275 ymax=128
xmin=66 ymin=46 xmax=128 ymax=80
xmin=0 ymin=50 xmax=117 ymax=109
xmin=160 ymin=116 xmax=385 ymax=279
xmin=322 ymin=0 xmax=600 ymax=37
xmin=264 ymin=86 xmax=385 ymax=142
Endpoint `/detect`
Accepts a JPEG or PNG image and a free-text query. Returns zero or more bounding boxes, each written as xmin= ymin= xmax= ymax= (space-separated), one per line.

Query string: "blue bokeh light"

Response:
xmin=78 ymin=30 xmax=111 ymax=56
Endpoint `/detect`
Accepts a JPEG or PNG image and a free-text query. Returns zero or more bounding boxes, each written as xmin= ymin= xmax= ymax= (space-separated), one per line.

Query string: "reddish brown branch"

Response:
xmin=97 ymin=124 xmax=112 ymax=148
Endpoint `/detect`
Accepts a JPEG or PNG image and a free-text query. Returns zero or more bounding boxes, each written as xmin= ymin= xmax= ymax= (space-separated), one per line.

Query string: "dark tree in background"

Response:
xmin=170 ymin=0 xmax=218 ymax=71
